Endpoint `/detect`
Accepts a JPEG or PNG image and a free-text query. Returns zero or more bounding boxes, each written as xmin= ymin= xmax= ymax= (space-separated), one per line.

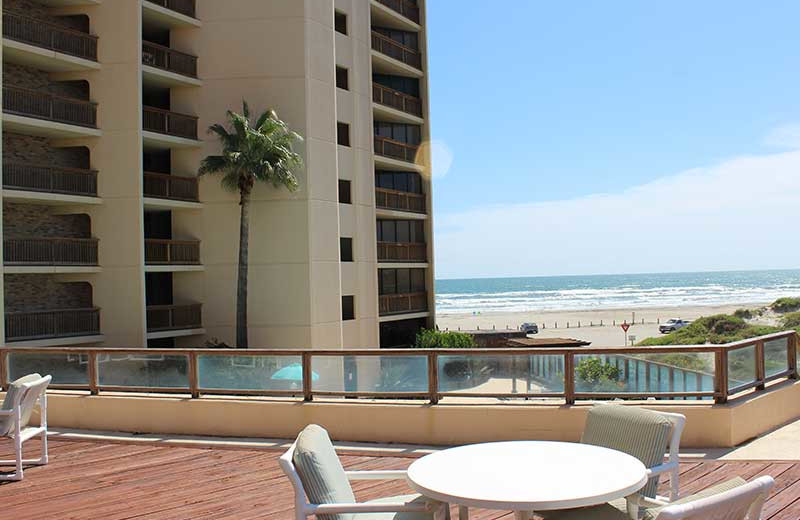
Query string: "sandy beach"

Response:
xmin=436 ymin=301 xmax=776 ymax=346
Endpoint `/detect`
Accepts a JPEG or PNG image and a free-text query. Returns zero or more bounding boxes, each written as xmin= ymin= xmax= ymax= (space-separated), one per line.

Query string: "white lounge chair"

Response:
xmin=280 ymin=424 xmax=449 ymax=520
xmin=0 ymin=373 xmax=52 ymax=481
xmin=545 ymin=476 xmax=774 ymax=520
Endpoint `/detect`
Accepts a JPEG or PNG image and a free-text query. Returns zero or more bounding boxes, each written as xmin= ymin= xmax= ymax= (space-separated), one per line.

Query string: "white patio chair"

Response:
xmin=538 ymin=476 xmax=774 ymax=520
xmin=0 ymin=373 xmax=52 ymax=481
xmin=280 ymin=424 xmax=449 ymax=520
xmin=542 ymin=404 xmax=686 ymax=519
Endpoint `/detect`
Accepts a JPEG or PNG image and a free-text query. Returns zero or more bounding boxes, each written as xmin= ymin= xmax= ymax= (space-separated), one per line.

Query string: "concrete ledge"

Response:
xmin=33 ymin=380 xmax=800 ymax=449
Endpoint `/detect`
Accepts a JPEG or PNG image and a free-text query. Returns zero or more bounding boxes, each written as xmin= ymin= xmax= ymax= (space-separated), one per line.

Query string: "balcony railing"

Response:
xmin=379 ymin=291 xmax=428 ymax=315
xmin=5 ymin=307 xmax=100 ymax=342
xmin=143 ymin=172 xmax=199 ymax=202
xmin=375 ymin=187 xmax=425 ymax=213
xmin=3 ymin=162 xmax=97 ymax=197
xmin=146 ymin=303 xmax=202 ymax=332
xmin=145 ymin=239 xmax=200 ymax=265
xmin=143 ymin=106 xmax=198 ymax=140
xmin=371 ymin=31 xmax=422 ymax=70
xmin=1 ymin=331 xmax=795 ymax=404
xmin=377 ymin=242 xmax=427 ymax=262
xmin=142 ymin=41 xmax=198 ymax=78
xmin=3 ymin=85 xmax=97 ymax=128
xmin=374 ymin=135 xmax=418 ymax=163
xmin=4 ymin=237 xmax=98 ymax=266
xmin=2 ymin=11 xmax=98 ymax=61
xmin=372 ymin=83 xmax=422 ymax=117
xmin=375 ymin=0 xmax=420 ymax=24
xmin=146 ymin=0 xmax=196 ymax=18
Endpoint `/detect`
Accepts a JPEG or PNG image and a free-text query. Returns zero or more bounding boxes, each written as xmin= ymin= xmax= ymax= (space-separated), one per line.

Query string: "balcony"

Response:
xmin=145 ymin=238 xmax=201 ymax=266
xmin=4 ymin=237 xmax=99 ymax=267
xmin=377 ymin=241 xmax=427 ymax=263
xmin=375 ymin=187 xmax=426 ymax=214
xmin=2 ymin=11 xmax=99 ymax=71
xmin=3 ymin=85 xmax=99 ymax=137
xmin=142 ymin=41 xmax=201 ymax=88
xmin=379 ymin=291 xmax=428 ymax=316
xmin=374 ymin=0 xmax=420 ymax=24
xmin=146 ymin=303 xmax=202 ymax=333
xmin=143 ymin=172 xmax=199 ymax=204
xmin=373 ymin=83 xmax=423 ymax=120
xmin=374 ymin=135 xmax=418 ymax=164
xmin=146 ymin=0 xmax=196 ymax=19
xmin=142 ymin=106 xmax=199 ymax=147
xmin=4 ymin=307 xmax=100 ymax=342
xmin=371 ymin=31 xmax=422 ymax=72
xmin=3 ymin=162 xmax=98 ymax=200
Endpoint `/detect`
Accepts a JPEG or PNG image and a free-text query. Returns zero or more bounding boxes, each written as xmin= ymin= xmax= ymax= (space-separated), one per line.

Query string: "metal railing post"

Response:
xmin=755 ymin=340 xmax=766 ymax=391
xmin=715 ymin=348 xmax=728 ymax=404
xmin=789 ymin=333 xmax=798 ymax=380
xmin=302 ymin=352 xmax=313 ymax=402
xmin=88 ymin=351 xmax=99 ymax=395
xmin=564 ymin=352 xmax=575 ymax=405
xmin=188 ymin=352 xmax=199 ymax=398
xmin=428 ymin=352 xmax=439 ymax=405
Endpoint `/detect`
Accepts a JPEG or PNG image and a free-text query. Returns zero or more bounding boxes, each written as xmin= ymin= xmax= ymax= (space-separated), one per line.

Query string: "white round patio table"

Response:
xmin=406 ymin=441 xmax=648 ymax=520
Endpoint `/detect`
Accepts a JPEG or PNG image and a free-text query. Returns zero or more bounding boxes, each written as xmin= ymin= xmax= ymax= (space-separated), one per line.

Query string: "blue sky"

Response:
xmin=427 ymin=2 xmax=800 ymax=279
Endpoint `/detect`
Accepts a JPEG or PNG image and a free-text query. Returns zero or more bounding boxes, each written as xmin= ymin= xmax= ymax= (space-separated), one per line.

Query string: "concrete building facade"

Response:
xmin=0 ymin=0 xmax=434 ymax=349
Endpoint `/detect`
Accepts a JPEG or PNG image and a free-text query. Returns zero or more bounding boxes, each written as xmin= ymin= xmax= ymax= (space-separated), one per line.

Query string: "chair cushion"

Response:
xmin=581 ymin=404 xmax=673 ymax=497
xmin=0 ymin=373 xmax=41 ymax=437
xmin=292 ymin=424 xmax=357 ymax=520
xmin=358 ymin=494 xmax=443 ymax=520
xmin=643 ymin=477 xmax=747 ymax=520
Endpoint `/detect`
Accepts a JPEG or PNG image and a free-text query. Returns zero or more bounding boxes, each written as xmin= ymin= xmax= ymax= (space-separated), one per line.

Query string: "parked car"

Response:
xmin=659 ymin=319 xmax=691 ymax=334
xmin=520 ymin=322 xmax=539 ymax=335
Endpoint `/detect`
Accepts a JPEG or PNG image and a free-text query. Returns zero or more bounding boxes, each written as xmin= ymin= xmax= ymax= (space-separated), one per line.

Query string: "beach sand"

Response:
xmin=436 ymin=302 xmax=775 ymax=347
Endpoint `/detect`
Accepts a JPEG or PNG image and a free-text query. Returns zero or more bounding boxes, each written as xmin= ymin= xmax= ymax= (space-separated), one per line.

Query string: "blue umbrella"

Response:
xmin=271 ymin=363 xmax=319 ymax=382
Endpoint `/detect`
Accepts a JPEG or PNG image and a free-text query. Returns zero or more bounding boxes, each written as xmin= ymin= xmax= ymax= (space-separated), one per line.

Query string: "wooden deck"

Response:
xmin=2 ymin=438 xmax=800 ymax=519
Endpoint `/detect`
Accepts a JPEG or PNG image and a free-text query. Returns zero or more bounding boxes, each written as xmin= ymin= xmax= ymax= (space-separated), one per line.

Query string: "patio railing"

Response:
xmin=146 ymin=304 xmax=202 ymax=333
xmin=142 ymin=106 xmax=198 ymax=140
xmin=1 ymin=331 xmax=795 ymax=405
xmin=2 ymin=11 xmax=98 ymax=61
xmin=3 ymin=163 xmax=98 ymax=197
xmin=4 ymin=237 xmax=99 ymax=266
xmin=146 ymin=0 xmax=196 ymax=18
xmin=3 ymin=86 xmax=97 ymax=128
xmin=5 ymin=308 xmax=100 ymax=342
xmin=144 ymin=239 xmax=200 ymax=265
xmin=374 ymin=135 xmax=419 ymax=163
xmin=375 ymin=187 xmax=426 ymax=213
xmin=375 ymin=0 xmax=420 ymax=24
xmin=143 ymin=172 xmax=199 ymax=202
xmin=371 ymin=31 xmax=422 ymax=70
xmin=373 ymin=83 xmax=423 ymax=117
xmin=142 ymin=41 xmax=198 ymax=78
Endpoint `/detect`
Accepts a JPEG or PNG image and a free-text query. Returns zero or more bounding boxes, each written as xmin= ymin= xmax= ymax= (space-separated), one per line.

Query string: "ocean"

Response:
xmin=435 ymin=269 xmax=800 ymax=314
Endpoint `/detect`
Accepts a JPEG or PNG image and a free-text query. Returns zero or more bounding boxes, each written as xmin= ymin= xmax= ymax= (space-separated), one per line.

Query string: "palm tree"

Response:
xmin=199 ymin=101 xmax=303 ymax=348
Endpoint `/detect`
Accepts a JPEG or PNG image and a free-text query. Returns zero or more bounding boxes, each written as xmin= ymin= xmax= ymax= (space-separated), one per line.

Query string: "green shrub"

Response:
xmin=639 ymin=314 xmax=782 ymax=346
xmin=576 ymin=358 xmax=620 ymax=384
xmin=771 ymin=297 xmax=800 ymax=313
xmin=781 ymin=312 xmax=800 ymax=329
xmin=415 ymin=329 xmax=476 ymax=348
xmin=733 ymin=308 xmax=753 ymax=320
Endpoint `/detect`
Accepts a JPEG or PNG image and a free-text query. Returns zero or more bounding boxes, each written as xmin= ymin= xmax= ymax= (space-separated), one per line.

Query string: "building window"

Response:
xmin=377 ymin=220 xmax=425 ymax=243
xmin=379 ymin=268 xmax=426 ymax=295
xmin=336 ymin=66 xmax=349 ymax=90
xmin=335 ymin=11 xmax=347 ymax=35
xmin=337 ymin=122 xmax=351 ymax=147
xmin=376 ymin=171 xmax=422 ymax=194
xmin=338 ymin=179 xmax=352 ymax=204
xmin=342 ymin=295 xmax=355 ymax=321
xmin=340 ymin=237 xmax=353 ymax=262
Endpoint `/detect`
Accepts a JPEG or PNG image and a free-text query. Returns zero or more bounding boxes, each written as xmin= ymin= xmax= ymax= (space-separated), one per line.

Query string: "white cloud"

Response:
xmin=763 ymin=124 xmax=800 ymax=149
xmin=435 ymin=150 xmax=800 ymax=279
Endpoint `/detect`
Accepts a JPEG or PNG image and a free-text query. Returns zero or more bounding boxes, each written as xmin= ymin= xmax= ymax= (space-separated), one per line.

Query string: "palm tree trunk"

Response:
xmin=236 ymin=191 xmax=250 ymax=348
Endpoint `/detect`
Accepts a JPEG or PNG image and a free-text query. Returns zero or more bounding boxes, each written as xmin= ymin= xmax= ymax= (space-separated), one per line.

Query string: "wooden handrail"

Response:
xmin=142 ymin=40 xmax=198 ymax=78
xmin=2 ymin=331 xmax=794 ymax=404
xmin=371 ymin=31 xmax=423 ymax=70
xmin=3 ymin=85 xmax=97 ymax=128
xmin=372 ymin=83 xmax=422 ymax=117
xmin=374 ymin=135 xmax=419 ymax=163
xmin=4 ymin=307 xmax=100 ymax=342
xmin=377 ymin=241 xmax=427 ymax=262
xmin=375 ymin=186 xmax=425 ymax=213
xmin=3 ymin=162 xmax=98 ymax=197
xmin=144 ymin=238 xmax=201 ymax=265
xmin=4 ymin=237 xmax=99 ymax=266
xmin=375 ymin=0 xmax=420 ymax=24
xmin=142 ymin=106 xmax=198 ymax=140
xmin=143 ymin=171 xmax=199 ymax=202
xmin=2 ymin=10 xmax=98 ymax=61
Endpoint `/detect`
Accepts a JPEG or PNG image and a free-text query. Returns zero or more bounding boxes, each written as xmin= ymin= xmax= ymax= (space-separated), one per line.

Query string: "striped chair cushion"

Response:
xmin=292 ymin=424 xmax=357 ymax=520
xmin=581 ymin=404 xmax=673 ymax=497
xmin=643 ymin=477 xmax=747 ymax=520
xmin=0 ymin=373 xmax=41 ymax=437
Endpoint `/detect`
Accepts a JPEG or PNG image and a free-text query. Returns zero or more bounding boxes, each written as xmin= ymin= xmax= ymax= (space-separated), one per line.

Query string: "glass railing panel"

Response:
xmin=438 ymin=355 xmax=564 ymax=394
xmin=727 ymin=345 xmax=757 ymax=392
xmin=574 ymin=353 xmax=715 ymax=398
xmin=197 ymin=354 xmax=302 ymax=391
xmin=97 ymin=354 xmax=189 ymax=388
xmin=7 ymin=352 xmax=89 ymax=385
xmin=764 ymin=337 xmax=790 ymax=378
xmin=311 ymin=355 xmax=428 ymax=394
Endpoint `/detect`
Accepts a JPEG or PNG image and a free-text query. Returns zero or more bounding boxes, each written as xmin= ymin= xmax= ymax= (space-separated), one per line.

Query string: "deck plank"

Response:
xmin=0 ymin=439 xmax=799 ymax=519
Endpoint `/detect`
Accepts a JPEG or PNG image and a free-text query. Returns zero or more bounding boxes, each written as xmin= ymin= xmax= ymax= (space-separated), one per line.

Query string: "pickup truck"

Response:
xmin=659 ymin=319 xmax=691 ymax=334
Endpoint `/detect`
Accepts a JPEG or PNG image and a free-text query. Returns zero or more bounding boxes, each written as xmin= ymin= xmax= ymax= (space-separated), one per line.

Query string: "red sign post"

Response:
xmin=621 ymin=322 xmax=631 ymax=345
